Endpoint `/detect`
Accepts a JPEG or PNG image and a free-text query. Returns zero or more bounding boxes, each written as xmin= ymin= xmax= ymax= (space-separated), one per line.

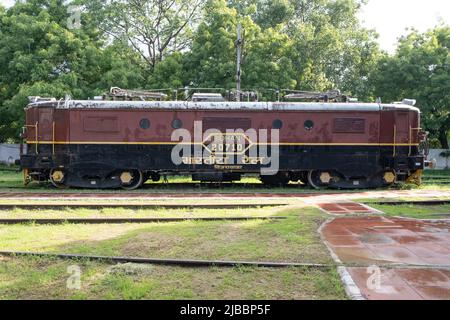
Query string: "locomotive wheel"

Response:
xmin=49 ymin=168 xmax=69 ymax=189
xmin=381 ymin=170 xmax=397 ymax=187
xmin=120 ymin=170 xmax=144 ymax=190
xmin=307 ymin=170 xmax=334 ymax=189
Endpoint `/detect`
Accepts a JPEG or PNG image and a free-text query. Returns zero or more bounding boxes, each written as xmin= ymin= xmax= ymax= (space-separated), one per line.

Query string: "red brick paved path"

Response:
xmin=317 ymin=202 xmax=381 ymax=215
xmin=321 ymin=217 xmax=450 ymax=300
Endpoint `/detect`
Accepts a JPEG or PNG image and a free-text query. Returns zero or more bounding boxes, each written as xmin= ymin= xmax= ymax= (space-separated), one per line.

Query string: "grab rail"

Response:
xmin=24 ymin=123 xmax=39 ymax=154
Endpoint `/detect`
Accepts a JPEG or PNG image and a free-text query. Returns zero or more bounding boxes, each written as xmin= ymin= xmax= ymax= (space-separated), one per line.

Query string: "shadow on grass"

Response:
xmin=0 ymin=207 xmax=348 ymax=300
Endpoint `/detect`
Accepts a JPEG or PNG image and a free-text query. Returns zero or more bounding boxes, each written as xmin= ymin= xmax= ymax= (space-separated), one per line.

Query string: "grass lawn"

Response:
xmin=0 ymin=207 xmax=346 ymax=299
xmin=366 ymin=203 xmax=450 ymax=219
xmin=0 ymin=206 xmax=292 ymax=219
xmin=0 ymin=256 xmax=345 ymax=300
xmin=423 ymin=169 xmax=450 ymax=176
xmin=0 ymin=208 xmax=329 ymax=262
xmin=0 ymin=169 xmax=23 ymax=189
xmin=0 ymin=167 xmax=447 ymax=299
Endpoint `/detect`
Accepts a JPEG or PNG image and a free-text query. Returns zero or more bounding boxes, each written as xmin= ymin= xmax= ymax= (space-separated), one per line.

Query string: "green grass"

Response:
xmin=0 ymin=207 xmax=330 ymax=263
xmin=367 ymin=203 xmax=450 ymax=219
xmin=422 ymin=169 xmax=450 ymax=186
xmin=0 ymin=170 xmax=24 ymax=189
xmin=0 ymin=206 xmax=347 ymax=300
xmin=0 ymin=257 xmax=346 ymax=300
xmin=423 ymin=169 xmax=450 ymax=176
xmin=0 ymin=206 xmax=287 ymax=219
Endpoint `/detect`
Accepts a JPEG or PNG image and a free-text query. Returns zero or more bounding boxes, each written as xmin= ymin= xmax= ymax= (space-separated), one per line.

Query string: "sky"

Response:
xmin=1 ymin=0 xmax=449 ymax=53
xmin=358 ymin=0 xmax=450 ymax=53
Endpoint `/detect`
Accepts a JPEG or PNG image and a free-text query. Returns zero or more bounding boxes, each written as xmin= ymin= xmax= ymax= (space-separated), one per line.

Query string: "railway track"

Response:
xmin=2 ymin=182 xmax=309 ymax=190
xmin=1 ymin=250 xmax=448 ymax=270
xmin=423 ymin=177 xmax=450 ymax=180
xmin=0 ymin=250 xmax=331 ymax=269
xmin=366 ymin=199 xmax=450 ymax=206
xmin=0 ymin=191 xmax=324 ymax=198
xmin=0 ymin=203 xmax=288 ymax=210
xmin=0 ymin=216 xmax=287 ymax=225
xmin=422 ymin=182 xmax=450 ymax=185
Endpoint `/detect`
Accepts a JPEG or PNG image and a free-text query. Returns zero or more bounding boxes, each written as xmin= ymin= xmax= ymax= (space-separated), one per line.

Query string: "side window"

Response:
xmin=140 ymin=118 xmax=150 ymax=130
xmin=304 ymin=120 xmax=314 ymax=131
xmin=272 ymin=119 xmax=283 ymax=129
xmin=172 ymin=118 xmax=183 ymax=129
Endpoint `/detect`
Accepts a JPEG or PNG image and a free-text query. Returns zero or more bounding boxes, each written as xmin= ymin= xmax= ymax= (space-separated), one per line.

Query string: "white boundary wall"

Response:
xmin=0 ymin=144 xmax=21 ymax=165
xmin=427 ymin=149 xmax=449 ymax=170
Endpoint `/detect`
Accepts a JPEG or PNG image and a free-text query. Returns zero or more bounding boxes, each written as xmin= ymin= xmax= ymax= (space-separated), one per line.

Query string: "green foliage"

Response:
xmin=370 ymin=26 xmax=450 ymax=148
xmin=287 ymin=0 xmax=380 ymax=95
xmin=183 ymin=0 xmax=376 ymax=97
xmin=148 ymin=52 xmax=185 ymax=89
xmin=183 ymin=0 xmax=378 ymax=96
xmin=2 ymin=0 xmax=444 ymax=146
xmin=183 ymin=0 xmax=239 ymax=89
xmin=82 ymin=0 xmax=204 ymax=71
xmin=0 ymin=0 xmax=146 ymax=141
xmin=95 ymin=42 xmax=146 ymax=91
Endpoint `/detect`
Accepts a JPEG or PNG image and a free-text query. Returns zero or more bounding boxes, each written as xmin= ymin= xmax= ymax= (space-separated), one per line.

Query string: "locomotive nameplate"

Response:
xmin=180 ymin=132 xmax=267 ymax=167
xmin=202 ymin=132 xmax=253 ymax=155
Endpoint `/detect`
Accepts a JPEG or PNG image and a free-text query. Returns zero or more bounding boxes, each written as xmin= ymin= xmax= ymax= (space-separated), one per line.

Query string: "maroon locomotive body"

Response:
xmin=20 ymin=97 xmax=429 ymax=189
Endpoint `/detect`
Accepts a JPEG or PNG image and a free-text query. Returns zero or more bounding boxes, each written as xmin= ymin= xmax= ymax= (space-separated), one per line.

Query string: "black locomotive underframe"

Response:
xmin=21 ymin=144 xmax=424 ymax=189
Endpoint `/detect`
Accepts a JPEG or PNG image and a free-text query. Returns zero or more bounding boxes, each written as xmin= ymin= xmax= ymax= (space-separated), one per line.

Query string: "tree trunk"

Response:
xmin=438 ymin=128 xmax=449 ymax=149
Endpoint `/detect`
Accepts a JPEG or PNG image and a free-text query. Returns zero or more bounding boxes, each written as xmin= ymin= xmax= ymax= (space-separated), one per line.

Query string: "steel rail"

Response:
xmin=1 ymin=251 xmax=449 ymax=270
xmin=0 ymin=192 xmax=325 ymax=198
xmin=366 ymin=200 xmax=450 ymax=206
xmin=422 ymin=182 xmax=450 ymax=185
xmin=0 ymin=216 xmax=288 ymax=225
xmin=0 ymin=182 xmax=315 ymax=191
xmin=0 ymin=251 xmax=330 ymax=269
xmin=0 ymin=203 xmax=288 ymax=210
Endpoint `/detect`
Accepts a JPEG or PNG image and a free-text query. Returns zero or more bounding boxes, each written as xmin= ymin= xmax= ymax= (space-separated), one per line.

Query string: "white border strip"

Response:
xmin=318 ymin=218 xmax=366 ymax=300
xmin=337 ymin=267 xmax=366 ymax=300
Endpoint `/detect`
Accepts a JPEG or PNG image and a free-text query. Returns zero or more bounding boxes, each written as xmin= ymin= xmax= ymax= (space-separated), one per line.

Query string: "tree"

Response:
xmin=370 ymin=26 xmax=450 ymax=148
xmin=253 ymin=0 xmax=294 ymax=29
xmin=147 ymin=52 xmax=185 ymax=89
xmin=183 ymin=0 xmax=297 ymax=94
xmin=83 ymin=0 xmax=204 ymax=72
xmin=182 ymin=0 xmax=240 ymax=89
xmin=0 ymin=0 xmax=146 ymax=141
xmin=228 ymin=0 xmax=380 ymax=96
xmin=95 ymin=41 xmax=147 ymax=91
xmin=286 ymin=0 xmax=380 ymax=95
xmin=0 ymin=1 xmax=87 ymax=140
xmin=228 ymin=0 xmax=294 ymax=30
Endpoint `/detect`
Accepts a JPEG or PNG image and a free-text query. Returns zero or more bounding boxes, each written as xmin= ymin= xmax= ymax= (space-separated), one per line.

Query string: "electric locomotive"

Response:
xmin=19 ymin=88 xmax=432 ymax=189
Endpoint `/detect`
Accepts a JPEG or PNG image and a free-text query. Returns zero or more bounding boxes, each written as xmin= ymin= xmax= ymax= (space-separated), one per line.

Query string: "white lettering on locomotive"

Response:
xmin=171 ymin=121 xmax=279 ymax=175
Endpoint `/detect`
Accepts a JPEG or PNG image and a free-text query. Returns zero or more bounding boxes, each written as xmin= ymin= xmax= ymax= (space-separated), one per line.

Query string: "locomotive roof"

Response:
xmin=26 ymin=100 xmax=420 ymax=112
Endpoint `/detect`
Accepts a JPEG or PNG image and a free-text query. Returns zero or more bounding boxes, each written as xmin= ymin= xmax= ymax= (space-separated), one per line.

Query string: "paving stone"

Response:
xmin=321 ymin=216 xmax=450 ymax=300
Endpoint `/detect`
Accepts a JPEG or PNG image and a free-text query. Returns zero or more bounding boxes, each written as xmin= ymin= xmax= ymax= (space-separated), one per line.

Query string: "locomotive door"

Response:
xmin=37 ymin=108 xmax=54 ymax=153
xmin=394 ymin=111 xmax=409 ymax=155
